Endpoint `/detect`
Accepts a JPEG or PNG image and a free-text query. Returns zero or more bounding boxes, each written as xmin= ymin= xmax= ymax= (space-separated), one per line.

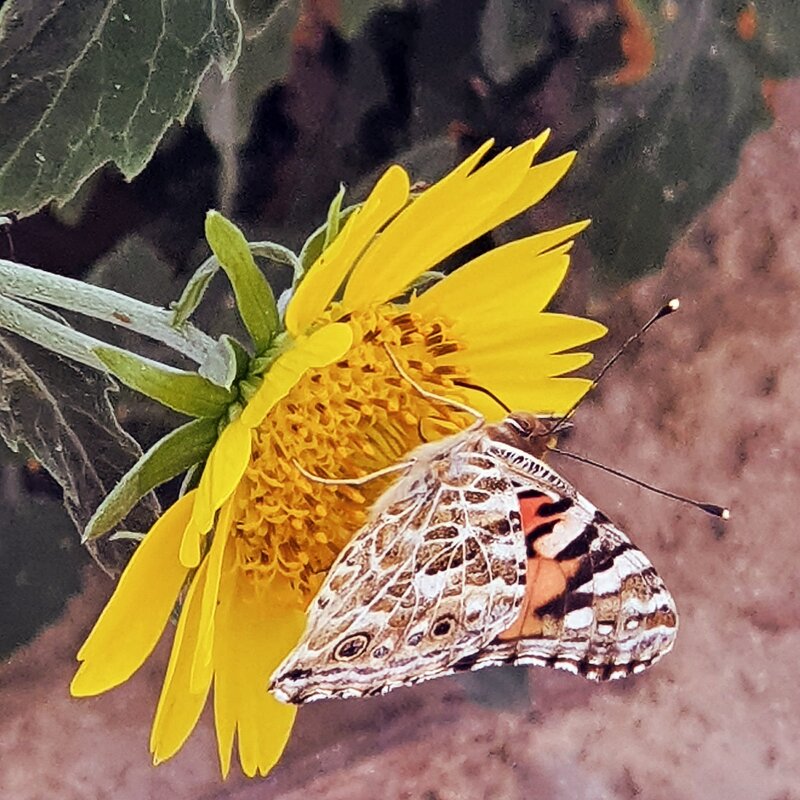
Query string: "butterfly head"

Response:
xmin=490 ymin=411 xmax=556 ymax=457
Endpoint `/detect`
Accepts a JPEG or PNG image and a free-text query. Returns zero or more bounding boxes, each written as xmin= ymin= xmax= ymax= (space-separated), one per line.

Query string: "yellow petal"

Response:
xmin=477 ymin=151 xmax=577 ymax=237
xmin=149 ymin=556 xmax=212 ymax=763
xmin=285 ymin=166 xmax=410 ymax=336
xmin=190 ymin=495 xmax=235 ymax=692
xmin=412 ymin=244 xmax=577 ymax=322
xmin=213 ymin=573 xmax=305 ymax=778
xmin=240 ymin=323 xmax=354 ymax=429
xmin=464 ymin=348 xmax=594 ymax=383
xmin=481 ymin=375 xmax=593 ymax=416
xmin=452 ymin=311 xmax=606 ymax=360
xmin=71 ymin=492 xmax=196 ymax=696
xmin=343 ymin=140 xmax=538 ymax=310
xmin=180 ymin=419 xmax=251 ymax=567
xmin=438 ymin=311 xmax=605 ymax=417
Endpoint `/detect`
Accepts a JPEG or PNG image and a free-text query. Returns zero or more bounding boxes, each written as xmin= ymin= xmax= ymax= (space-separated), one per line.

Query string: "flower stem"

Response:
xmin=0 ymin=258 xmax=218 ymax=364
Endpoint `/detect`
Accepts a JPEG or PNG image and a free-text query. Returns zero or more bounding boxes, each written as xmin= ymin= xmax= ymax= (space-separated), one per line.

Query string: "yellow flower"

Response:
xmin=70 ymin=133 xmax=606 ymax=777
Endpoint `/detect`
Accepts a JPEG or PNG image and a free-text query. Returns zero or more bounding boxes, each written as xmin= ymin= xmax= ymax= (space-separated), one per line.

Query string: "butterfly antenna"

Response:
xmin=453 ymin=380 xmax=512 ymax=414
xmin=549 ymin=298 xmax=680 ymax=437
xmin=550 ymin=446 xmax=730 ymax=519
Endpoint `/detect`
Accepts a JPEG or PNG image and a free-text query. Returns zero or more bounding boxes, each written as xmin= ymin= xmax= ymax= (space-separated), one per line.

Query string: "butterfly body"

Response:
xmin=270 ymin=413 xmax=677 ymax=703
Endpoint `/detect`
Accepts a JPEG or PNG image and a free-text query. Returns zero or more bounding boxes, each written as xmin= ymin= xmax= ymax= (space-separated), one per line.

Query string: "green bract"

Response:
xmin=82 ymin=417 xmax=219 ymax=542
xmin=93 ymin=347 xmax=235 ymax=418
xmin=204 ymin=211 xmax=278 ymax=354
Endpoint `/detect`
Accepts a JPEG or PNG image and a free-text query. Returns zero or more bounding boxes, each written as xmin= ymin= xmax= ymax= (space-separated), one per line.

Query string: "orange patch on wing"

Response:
xmin=518 ymin=494 xmax=552 ymax=531
xmin=498 ymin=556 xmax=582 ymax=640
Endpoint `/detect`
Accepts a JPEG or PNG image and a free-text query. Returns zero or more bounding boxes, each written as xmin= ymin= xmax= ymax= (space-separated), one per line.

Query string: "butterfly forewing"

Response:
xmin=478 ymin=475 xmax=678 ymax=680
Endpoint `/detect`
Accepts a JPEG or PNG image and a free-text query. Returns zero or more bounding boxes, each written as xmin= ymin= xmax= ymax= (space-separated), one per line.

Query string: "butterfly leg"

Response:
xmin=293 ymin=459 xmax=413 ymax=485
xmin=382 ymin=344 xmax=485 ymax=426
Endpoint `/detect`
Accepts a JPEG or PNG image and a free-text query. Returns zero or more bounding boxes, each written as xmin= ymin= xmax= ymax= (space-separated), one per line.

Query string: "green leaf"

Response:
xmin=0 ymin=254 xmax=218 ymax=368
xmin=720 ymin=0 xmax=800 ymax=77
xmin=216 ymin=1 xmax=403 ymax=159
xmin=204 ymin=210 xmax=279 ymax=353
xmin=0 ymin=0 xmax=242 ymax=216
xmin=94 ymin=346 xmax=234 ymax=417
xmin=576 ymin=6 xmax=769 ymax=283
xmin=0 ymin=330 xmax=160 ymax=575
xmin=250 ymin=241 xmax=303 ymax=278
xmin=479 ymin=0 xmax=556 ymax=84
xmin=83 ymin=416 xmax=218 ymax=541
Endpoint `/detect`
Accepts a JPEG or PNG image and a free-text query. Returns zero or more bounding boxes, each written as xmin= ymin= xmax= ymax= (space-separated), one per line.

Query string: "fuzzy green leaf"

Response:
xmin=83 ymin=416 xmax=218 ymax=541
xmin=204 ymin=210 xmax=278 ymax=353
xmin=0 ymin=0 xmax=242 ymax=217
xmin=95 ymin=346 xmax=234 ymax=417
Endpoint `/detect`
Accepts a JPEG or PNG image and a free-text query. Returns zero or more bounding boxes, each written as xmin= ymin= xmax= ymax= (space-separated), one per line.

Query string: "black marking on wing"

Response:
xmin=452 ymin=651 xmax=482 ymax=672
xmin=592 ymin=540 xmax=633 ymax=573
xmin=525 ymin=520 xmax=557 ymax=556
xmin=554 ymin=523 xmax=597 ymax=561
xmin=592 ymin=508 xmax=611 ymax=525
xmin=518 ymin=488 xmax=546 ymax=500
xmin=536 ymin=589 xmax=593 ymax=617
xmin=538 ymin=497 xmax=574 ymax=516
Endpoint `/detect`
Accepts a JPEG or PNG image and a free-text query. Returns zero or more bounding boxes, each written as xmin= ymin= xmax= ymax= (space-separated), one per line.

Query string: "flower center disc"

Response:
xmin=233 ymin=307 xmax=473 ymax=605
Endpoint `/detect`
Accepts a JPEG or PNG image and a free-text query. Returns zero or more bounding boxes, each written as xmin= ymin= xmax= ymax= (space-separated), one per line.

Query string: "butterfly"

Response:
xmin=269 ymin=410 xmax=678 ymax=704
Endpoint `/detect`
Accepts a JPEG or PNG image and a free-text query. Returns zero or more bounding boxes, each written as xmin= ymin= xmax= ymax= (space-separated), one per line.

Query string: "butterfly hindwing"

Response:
xmin=271 ymin=432 xmax=529 ymax=703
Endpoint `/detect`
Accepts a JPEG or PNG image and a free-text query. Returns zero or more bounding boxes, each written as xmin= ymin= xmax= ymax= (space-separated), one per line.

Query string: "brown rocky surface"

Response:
xmin=4 ymin=80 xmax=800 ymax=800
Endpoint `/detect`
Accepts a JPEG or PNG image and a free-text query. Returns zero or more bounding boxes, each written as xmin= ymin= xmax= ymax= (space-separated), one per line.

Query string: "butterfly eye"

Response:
xmin=334 ymin=633 xmax=371 ymax=661
xmin=507 ymin=417 xmax=531 ymax=436
xmin=431 ymin=615 xmax=456 ymax=638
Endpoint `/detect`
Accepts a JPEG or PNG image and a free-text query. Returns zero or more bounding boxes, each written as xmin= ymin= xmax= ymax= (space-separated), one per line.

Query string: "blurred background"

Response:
xmin=2 ymin=1 xmax=800 ymax=798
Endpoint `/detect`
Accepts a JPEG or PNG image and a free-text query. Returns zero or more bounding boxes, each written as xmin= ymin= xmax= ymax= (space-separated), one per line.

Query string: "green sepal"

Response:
xmin=323 ymin=183 xmax=347 ymax=250
xmin=94 ymin=346 xmax=234 ymax=417
xmin=298 ymin=200 xmax=358 ymax=274
xmin=197 ymin=334 xmax=251 ymax=391
xmin=250 ymin=241 xmax=303 ymax=282
xmin=109 ymin=530 xmax=146 ymax=543
xmin=204 ymin=210 xmax=279 ymax=354
xmin=170 ymin=254 xmax=218 ymax=328
xmin=82 ymin=416 xmax=219 ymax=542
xmin=221 ymin=334 xmax=251 ymax=385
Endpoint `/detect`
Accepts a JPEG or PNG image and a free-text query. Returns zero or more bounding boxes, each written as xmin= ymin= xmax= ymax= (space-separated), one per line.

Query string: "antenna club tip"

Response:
xmin=699 ymin=502 xmax=730 ymax=519
xmin=653 ymin=299 xmax=680 ymax=321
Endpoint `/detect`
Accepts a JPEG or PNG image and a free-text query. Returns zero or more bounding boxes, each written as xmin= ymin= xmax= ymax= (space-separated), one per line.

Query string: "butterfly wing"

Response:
xmin=270 ymin=445 xmax=529 ymax=703
xmin=465 ymin=444 xmax=678 ymax=681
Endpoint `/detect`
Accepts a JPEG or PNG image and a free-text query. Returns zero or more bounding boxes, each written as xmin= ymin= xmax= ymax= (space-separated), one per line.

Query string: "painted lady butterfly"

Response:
xmin=270 ymin=408 xmax=679 ymax=703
